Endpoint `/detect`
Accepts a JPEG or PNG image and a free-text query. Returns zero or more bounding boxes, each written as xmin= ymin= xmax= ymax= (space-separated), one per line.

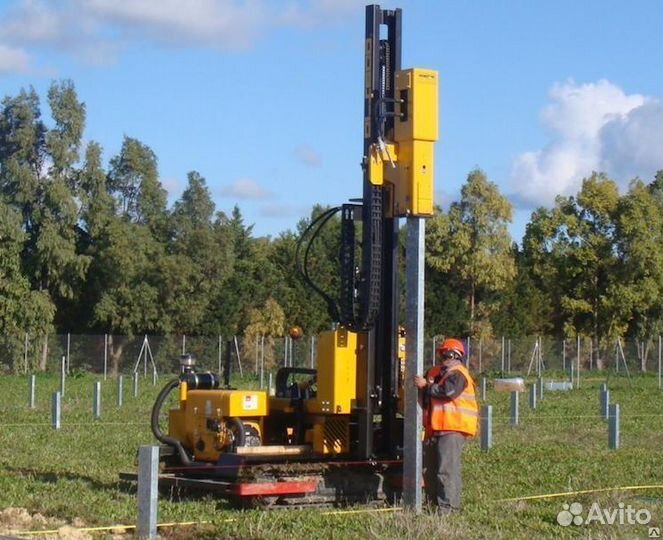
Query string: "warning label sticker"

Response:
xmin=243 ymin=394 xmax=258 ymax=410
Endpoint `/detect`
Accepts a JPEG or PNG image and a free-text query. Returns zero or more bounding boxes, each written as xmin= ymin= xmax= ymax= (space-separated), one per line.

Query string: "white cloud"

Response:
xmin=599 ymin=100 xmax=663 ymax=182
xmin=540 ymin=80 xmax=643 ymax=140
xmin=1 ymin=0 xmax=66 ymax=45
xmin=509 ymin=80 xmax=663 ymax=208
xmin=0 ymin=0 xmax=120 ymax=66
xmin=219 ymin=178 xmax=272 ymax=200
xmin=0 ymin=44 xmax=30 ymax=73
xmin=294 ymin=145 xmax=322 ymax=168
xmin=0 ymin=0 xmax=370 ymax=72
xmin=83 ymin=0 xmax=264 ymax=49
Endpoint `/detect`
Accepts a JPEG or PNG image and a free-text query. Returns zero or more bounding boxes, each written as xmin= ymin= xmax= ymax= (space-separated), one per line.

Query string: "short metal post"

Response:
xmin=52 ymin=391 xmax=61 ymax=430
xmin=93 ymin=381 xmax=101 ymax=418
xmin=133 ymin=372 xmax=139 ymax=398
xmin=480 ymin=405 xmax=492 ymax=450
xmin=283 ymin=336 xmax=288 ymax=367
xmin=29 ymin=374 xmax=36 ymax=409
xmin=465 ymin=337 xmax=470 ymax=368
xmin=137 ymin=445 xmax=159 ymax=539
xmin=600 ymin=388 xmax=609 ymax=420
xmin=310 ymin=335 xmax=315 ymax=369
xmin=255 ymin=335 xmax=259 ymax=374
xmin=152 ymin=370 xmax=157 ymax=386
xmin=480 ymin=377 xmax=487 ymax=401
xmin=117 ymin=375 xmax=124 ymax=407
xmin=529 ymin=383 xmax=537 ymax=409
xmin=501 ymin=336 xmax=505 ymax=372
xmin=658 ymin=335 xmax=661 ymax=390
xmin=24 ymin=333 xmax=29 ymax=374
xmin=608 ymin=403 xmax=620 ymax=449
xmin=510 ymin=391 xmax=519 ymax=426
xmin=260 ymin=336 xmax=265 ymax=389
xmin=66 ymin=333 xmax=71 ymax=374
xmin=60 ymin=356 xmax=66 ymax=397
xmin=478 ymin=337 xmax=482 ymax=373
xmin=218 ymin=335 xmax=223 ymax=376
xmin=576 ymin=335 xmax=581 ymax=389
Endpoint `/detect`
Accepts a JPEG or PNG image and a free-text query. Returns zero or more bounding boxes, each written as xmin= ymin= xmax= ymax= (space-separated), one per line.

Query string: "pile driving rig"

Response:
xmin=149 ymin=4 xmax=437 ymax=506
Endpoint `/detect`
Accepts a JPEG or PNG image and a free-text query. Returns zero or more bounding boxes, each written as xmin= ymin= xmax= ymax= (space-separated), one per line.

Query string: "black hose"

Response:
xmin=227 ymin=417 xmax=245 ymax=448
xmin=295 ymin=206 xmax=343 ymax=322
xmin=151 ymin=378 xmax=196 ymax=467
xmin=151 ymin=380 xmax=249 ymax=465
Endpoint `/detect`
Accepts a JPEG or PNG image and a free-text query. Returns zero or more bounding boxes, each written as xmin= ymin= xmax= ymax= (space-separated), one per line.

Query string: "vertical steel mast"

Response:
xmin=357 ymin=5 xmax=402 ymax=459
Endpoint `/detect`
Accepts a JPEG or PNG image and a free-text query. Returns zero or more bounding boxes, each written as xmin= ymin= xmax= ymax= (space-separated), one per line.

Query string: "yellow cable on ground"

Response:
xmin=497 ymin=484 xmax=663 ymax=502
xmin=322 ymin=507 xmax=401 ymax=516
xmin=11 ymin=508 xmax=404 ymax=536
xmin=12 ymin=519 xmax=233 ymax=536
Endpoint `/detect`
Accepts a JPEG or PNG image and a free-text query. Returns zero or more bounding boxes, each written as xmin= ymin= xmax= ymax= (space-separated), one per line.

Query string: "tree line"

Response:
xmin=1 ymin=82 xmax=662 ymax=369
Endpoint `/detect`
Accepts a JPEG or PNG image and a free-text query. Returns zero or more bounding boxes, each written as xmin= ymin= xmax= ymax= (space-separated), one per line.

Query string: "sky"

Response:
xmin=0 ymin=0 xmax=661 ymax=241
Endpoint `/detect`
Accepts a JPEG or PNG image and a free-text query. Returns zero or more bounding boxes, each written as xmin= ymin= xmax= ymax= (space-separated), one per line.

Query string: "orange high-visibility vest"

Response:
xmin=425 ymin=363 xmax=478 ymax=437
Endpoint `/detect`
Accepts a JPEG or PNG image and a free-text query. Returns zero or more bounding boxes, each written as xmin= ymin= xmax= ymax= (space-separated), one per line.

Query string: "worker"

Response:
xmin=413 ymin=337 xmax=478 ymax=513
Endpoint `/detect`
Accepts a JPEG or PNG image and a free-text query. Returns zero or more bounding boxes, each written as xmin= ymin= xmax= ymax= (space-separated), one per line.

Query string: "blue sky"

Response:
xmin=1 ymin=0 xmax=661 ymax=241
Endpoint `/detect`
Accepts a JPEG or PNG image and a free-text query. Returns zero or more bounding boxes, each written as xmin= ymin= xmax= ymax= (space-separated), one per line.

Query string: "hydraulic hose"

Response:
xmin=151 ymin=378 xmax=196 ymax=467
xmin=227 ymin=417 xmax=246 ymax=448
xmin=295 ymin=206 xmax=343 ymax=323
xmin=151 ymin=379 xmax=246 ymax=465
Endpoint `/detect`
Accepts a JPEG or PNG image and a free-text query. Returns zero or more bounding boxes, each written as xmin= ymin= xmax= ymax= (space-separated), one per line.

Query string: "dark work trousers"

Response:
xmin=423 ymin=432 xmax=466 ymax=510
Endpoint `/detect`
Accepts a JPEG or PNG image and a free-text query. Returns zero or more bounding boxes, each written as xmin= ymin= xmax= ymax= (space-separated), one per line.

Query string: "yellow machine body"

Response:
xmin=368 ymin=67 xmax=438 ymax=217
xmin=265 ymin=328 xmax=363 ymax=455
xmin=394 ymin=68 xmax=439 ymax=142
xmin=303 ymin=328 xmax=362 ymax=455
xmin=169 ymin=388 xmax=267 ymax=462
xmin=308 ymin=417 xmax=350 ymax=455
xmin=167 ymin=329 xmax=365 ymax=460
xmin=307 ymin=328 xmax=359 ymax=415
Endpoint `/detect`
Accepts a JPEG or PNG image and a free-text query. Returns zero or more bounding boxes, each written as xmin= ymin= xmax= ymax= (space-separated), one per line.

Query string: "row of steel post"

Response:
xmin=479 ymin=379 xmax=621 ymax=450
xmin=32 ymin=373 xmax=627 ymax=447
xmin=30 ymin=371 xmax=151 ymax=429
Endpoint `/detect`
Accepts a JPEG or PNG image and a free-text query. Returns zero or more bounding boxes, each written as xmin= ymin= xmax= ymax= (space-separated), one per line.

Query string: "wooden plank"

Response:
xmin=236 ymin=445 xmax=311 ymax=456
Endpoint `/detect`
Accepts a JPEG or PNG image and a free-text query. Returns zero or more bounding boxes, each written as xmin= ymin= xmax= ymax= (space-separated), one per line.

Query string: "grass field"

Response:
xmin=0 ymin=371 xmax=661 ymax=539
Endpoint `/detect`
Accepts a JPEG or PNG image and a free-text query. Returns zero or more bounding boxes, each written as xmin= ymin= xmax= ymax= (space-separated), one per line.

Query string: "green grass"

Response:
xmin=0 ymin=371 xmax=662 ymax=539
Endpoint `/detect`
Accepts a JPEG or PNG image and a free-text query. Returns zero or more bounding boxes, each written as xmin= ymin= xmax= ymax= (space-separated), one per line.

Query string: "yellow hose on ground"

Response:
xmin=10 ymin=508 xmax=402 ymax=536
xmin=14 ymin=488 xmax=663 ymax=536
xmin=496 ymin=484 xmax=663 ymax=502
xmin=11 ymin=519 xmax=225 ymax=536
